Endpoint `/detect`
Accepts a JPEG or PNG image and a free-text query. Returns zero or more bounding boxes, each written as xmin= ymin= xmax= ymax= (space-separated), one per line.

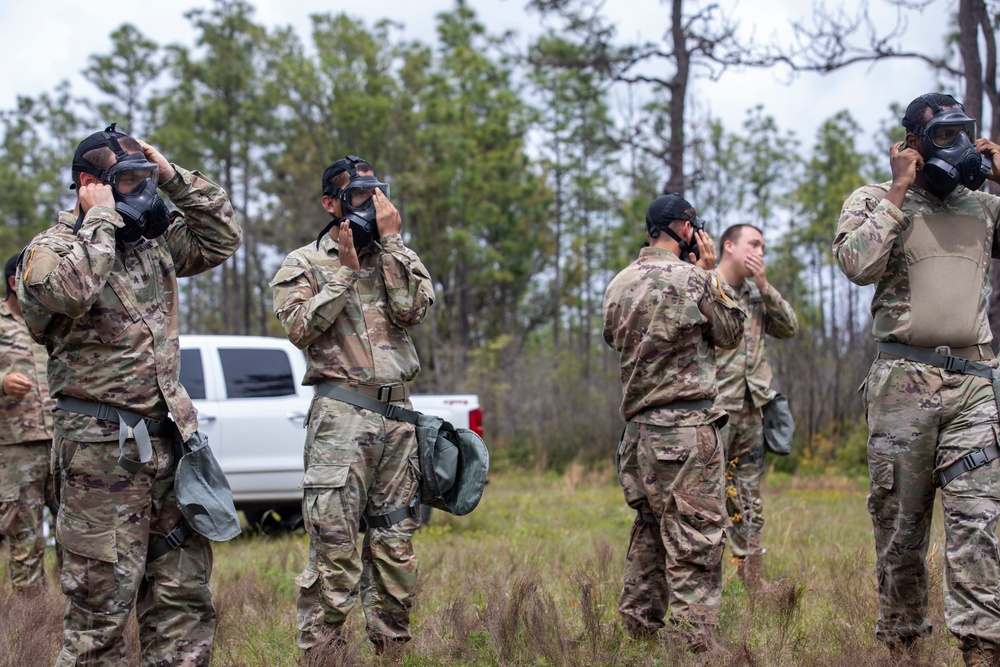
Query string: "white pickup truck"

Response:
xmin=177 ymin=334 xmax=482 ymax=529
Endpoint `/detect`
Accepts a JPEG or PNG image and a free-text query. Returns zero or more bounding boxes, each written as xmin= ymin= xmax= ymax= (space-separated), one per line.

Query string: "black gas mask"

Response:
xmin=71 ymin=124 xmax=171 ymax=244
xmin=645 ymin=193 xmax=706 ymax=263
xmin=903 ymin=95 xmax=991 ymax=195
xmin=317 ymin=155 xmax=390 ymax=254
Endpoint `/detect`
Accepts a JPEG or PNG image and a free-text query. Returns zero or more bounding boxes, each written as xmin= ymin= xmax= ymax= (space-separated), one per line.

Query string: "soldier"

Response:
xmin=17 ymin=125 xmax=241 ymax=666
xmin=271 ymin=155 xmax=434 ymax=656
xmin=603 ymin=194 xmax=745 ymax=652
xmin=834 ymin=93 xmax=1000 ymax=666
xmin=713 ymin=225 xmax=798 ymax=587
xmin=0 ymin=252 xmax=55 ymax=592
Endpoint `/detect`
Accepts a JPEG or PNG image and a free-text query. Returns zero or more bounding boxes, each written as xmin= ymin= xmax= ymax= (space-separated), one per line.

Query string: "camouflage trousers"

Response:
xmin=616 ymin=419 xmax=728 ymax=639
xmin=0 ymin=439 xmax=54 ymax=591
xmin=863 ymin=358 xmax=1000 ymax=647
xmin=295 ymin=396 xmax=420 ymax=650
xmin=720 ymin=398 xmax=766 ymax=559
xmin=53 ymin=434 xmax=216 ymax=667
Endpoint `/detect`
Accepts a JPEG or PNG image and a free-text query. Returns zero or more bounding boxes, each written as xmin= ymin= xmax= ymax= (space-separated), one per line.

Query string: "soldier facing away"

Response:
xmin=834 ymin=92 xmax=1000 ymax=666
xmin=0 ymin=252 xmax=56 ymax=592
xmin=713 ymin=225 xmax=798 ymax=586
xmin=271 ymin=155 xmax=434 ymax=657
xmin=603 ymin=194 xmax=745 ymax=652
xmin=17 ymin=125 xmax=241 ymax=666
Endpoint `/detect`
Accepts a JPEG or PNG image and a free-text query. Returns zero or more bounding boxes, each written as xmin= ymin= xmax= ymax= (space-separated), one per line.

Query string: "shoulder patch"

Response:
xmin=22 ymin=247 xmax=60 ymax=285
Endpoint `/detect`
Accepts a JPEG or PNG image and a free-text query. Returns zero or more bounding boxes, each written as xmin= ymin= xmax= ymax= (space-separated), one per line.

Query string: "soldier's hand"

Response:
xmin=976 ymin=138 xmax=1000 ymax=183
xmin=136 ymin=139 xmax=176 ymax=184
xmin=694 ymin=229 xmax=716 ymax=270
xmin=337 ymin=221 xmax=361 ymax=272
xmin=78 ymin=182 xmax=115 ymax=213
xmin=745 ymin=252 xmax=769 ymax=291
xmin=2 ymin=373 xmax=33 ymax=399
xmin=373 ymin=189 xmax=402 ymax=237
xmin=889 ymin=141 xmax=922 ymax=192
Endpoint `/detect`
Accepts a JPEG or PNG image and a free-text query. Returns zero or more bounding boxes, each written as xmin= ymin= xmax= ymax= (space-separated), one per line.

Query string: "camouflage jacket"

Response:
xmin=0 ymin=299 xmax=53 ymax=445
xmin=271 ymin=232 xmax=434 ymax=386
xmin=17 ymin=165 xmax=241 ymax=442
xmin=714 ymin=280 xmax=798 ymax=412
xmin=834 ymin=181 xmax=1000 ymax=349
xmin=602 ymin=246 xmax=746 ymax=426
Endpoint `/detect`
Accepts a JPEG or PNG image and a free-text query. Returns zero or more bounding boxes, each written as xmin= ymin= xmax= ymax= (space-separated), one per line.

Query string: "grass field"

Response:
xmin=0 ymin=468 xmax=968 ymax=666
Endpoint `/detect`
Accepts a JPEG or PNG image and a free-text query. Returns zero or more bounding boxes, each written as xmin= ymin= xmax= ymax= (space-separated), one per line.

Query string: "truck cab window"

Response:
xmin=179 ymin=348 xmax=206 ymax=400
xmin=219 ymin=348 xmax=295 ymax=398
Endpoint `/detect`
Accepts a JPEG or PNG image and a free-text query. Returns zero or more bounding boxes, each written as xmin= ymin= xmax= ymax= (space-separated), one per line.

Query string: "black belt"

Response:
xmin=656 ymin=399 xmax=715 ymax=411
xmin=55 ymin=397 xmax=176 ymax=473
xmin=735 ymin=445 xmax=766 ymax=466
xmin=940 ymin=444 xmax=1000 ymax=488
xmin=876 ymin=342 xmax=995 ymax=378
xmin=314 ymin=382 xmax=420 ymax=424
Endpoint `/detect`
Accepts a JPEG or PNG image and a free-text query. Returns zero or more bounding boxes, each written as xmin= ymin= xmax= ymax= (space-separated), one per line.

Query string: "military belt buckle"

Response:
xmin=94 ymin=402 xmax=114 ymax=421
xmin=377 ymin=385 xmax=396 ymax=402
xmin=163 ymin=528 xmax=186 ymax=551
xmin=935 ymin=345 xmax=952 ymax=357
xmin=963 ymin=449 xmax=990 ymax=471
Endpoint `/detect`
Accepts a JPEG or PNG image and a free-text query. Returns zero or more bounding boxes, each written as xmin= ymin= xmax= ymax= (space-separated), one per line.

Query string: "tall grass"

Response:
xmin=0 ymin=470 xmax=967 ymax=666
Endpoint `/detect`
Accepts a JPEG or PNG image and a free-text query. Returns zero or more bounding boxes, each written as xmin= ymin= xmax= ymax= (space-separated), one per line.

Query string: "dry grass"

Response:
xmin=0 ymin=471 xmax=970 ymax=666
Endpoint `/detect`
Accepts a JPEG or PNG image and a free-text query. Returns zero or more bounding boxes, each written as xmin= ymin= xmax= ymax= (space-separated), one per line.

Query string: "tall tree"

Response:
xmin=82 ymin=24 xmax=162 ymax=136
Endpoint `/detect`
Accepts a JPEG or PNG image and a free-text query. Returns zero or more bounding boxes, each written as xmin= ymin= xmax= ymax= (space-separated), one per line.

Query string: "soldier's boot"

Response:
xmin=622 ymin=616 xmax=658 ymax=642
xmin=962 ymin=640 xmax=1000 ymax=667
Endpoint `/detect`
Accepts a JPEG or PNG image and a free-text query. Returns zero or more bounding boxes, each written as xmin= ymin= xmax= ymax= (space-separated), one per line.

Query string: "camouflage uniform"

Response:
xmin=602 ymin=246 xmax=745 ymax=643
xmin=271 ymin=231 xmax=434 ymax=649
xmin=714 ymin=281 xmax=797 ymax=560
xmin=0 ymin=298 xmax=55 ymax=591
xmin=17 ymin=165 xmax=241 ymax=666
xmin=834 ymin=181 xmax=1000 ymax=651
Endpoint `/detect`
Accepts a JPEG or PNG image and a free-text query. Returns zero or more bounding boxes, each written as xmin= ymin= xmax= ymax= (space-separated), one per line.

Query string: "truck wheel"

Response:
xmin=244 ymin=504 xmax=303 ymax=535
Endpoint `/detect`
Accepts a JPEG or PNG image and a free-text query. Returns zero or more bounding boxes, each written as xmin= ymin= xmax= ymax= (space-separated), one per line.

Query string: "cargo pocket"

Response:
xmin=301 ymin=465 xmax=355 ymax=548
xmin=672 ymin=492 xmax=726 ymax=568
xmin=0 ymin=495 xmax=19 ymax=537
xmin=56 ymin=510 xmax=117 ymax=563
xmin=866 ymin=452 xmax=894 ymax=524
xmin=90 ymin=277 xmax=140 ymax=344
xmin=294 ymin=566 xmax=320 ymax=591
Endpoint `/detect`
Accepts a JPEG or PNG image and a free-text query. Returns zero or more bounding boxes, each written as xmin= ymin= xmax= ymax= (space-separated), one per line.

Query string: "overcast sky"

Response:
xmin=2 ymin=0 xmax=948 ymax=154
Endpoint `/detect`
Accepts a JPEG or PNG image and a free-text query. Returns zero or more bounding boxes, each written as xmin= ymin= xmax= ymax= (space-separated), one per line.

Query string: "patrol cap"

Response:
xmin=646 ymin=193 xmax=695 ymax=231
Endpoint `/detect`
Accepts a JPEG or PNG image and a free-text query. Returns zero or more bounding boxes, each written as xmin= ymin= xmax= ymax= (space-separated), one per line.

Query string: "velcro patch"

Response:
xmin=22 ymin=247 xmax=60 ymax=285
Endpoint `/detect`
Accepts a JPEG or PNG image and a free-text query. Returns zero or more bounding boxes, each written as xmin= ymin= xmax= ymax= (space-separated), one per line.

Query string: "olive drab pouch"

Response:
xmin=173 ymin=430 xmax=241 ymax=542
xmin=415 ymin=413 xmax=489 ymax=516
xmin=762 ymin=393 xmax=794 ymax=456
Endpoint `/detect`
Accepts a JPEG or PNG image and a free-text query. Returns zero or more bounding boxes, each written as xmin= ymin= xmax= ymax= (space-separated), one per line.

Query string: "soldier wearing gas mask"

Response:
xmin=835 ymin=93 xmax=1000 ymax=666
xmin=271 ymin=155 xmax=434 ymax=657
xmin=17 ymin=125 xmax=242 ymax=666
xmin=603 ymin=194 xmax=745 ymax=653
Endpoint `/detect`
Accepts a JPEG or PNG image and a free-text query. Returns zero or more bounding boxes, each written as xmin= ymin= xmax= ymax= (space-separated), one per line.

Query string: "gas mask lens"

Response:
xmin=108 ymin=162 xmax=159 ymax=195
xmin=929 ymin=119 xmax=976 ymax=148
xmin=344 ymin=179 xmax=389 ymax=208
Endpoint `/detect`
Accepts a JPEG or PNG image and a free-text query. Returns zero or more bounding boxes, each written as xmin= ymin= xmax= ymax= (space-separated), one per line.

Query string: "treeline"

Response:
xmin=0 ymin=0 xmax=978 ymax=473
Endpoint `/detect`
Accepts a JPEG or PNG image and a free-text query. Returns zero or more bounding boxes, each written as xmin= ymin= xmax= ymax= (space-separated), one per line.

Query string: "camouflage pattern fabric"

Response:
xmin=18 ymin=165 xmax=242 ymax=443
xmin=714 ymin=280 xmax=798 ymax=417
xmin=602 ymin=246 xmax=746 ymax=427
xmin=53 ymin=434 xmax=215 ymax=667
xmin=836 ymin=182 xmax=1000 ymax=648
xmin=294 ymin=397 xmax=420 ymax=649
xmin=273 ymin=230 xmax=433 ymax=647
xmin=17 ymin=163 xmax=240 ymax=665
xmin=720 ymin=397 xmax=765 ymax=559
xmin=271 ymin=233 xmax=434 ymax=386
xmin=0 ymin=299 xmax=54 ymax=442
xmin=0 ymin=299 xmax=56 ymax=591
xmin=0 ymin=439 xmax=51 ymax=591
xmin=616 ymin=420 xmax=728 ymax=642
xmin=603 ymin=245 xmax=743 ymax=644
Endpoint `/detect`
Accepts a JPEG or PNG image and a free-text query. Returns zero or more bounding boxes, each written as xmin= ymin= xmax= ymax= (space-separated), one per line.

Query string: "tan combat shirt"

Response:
xmin=714 ymin=280 xmax=798 ymax=412
xmin=834 ymin=182 xmax=1000 ymax=349
xmin=18 ymin=165 xmax=242 ymax=442
xmin=602 ymin=246 xmax=746 ymax=427
xmin=271 ymin=232 xmax=435 ymax=386
xmin=0 ymin=299 xmax=54 ymax=445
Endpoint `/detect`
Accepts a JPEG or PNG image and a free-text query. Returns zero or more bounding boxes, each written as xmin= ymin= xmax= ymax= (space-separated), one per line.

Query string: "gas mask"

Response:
xmin=317 ymin=155 xmax=390 ymax=254
xmin=71 ymin=124 xmax=171 ymax=244
xmin=645 ymin=193 xmax=706 ymax=264
xmin=903 ymin=96 xmax=991 ymax=195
